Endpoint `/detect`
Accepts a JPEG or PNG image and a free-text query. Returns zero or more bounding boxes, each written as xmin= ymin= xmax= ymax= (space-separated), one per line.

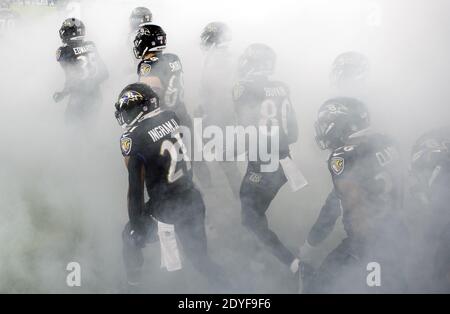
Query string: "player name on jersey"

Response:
xmin=148 ymin=118 xmax=180 ymax=142
xmin=73 ymin=44 xmax=95 ymax=55
xmin=264 ymin=86 xmax=288 ymax=97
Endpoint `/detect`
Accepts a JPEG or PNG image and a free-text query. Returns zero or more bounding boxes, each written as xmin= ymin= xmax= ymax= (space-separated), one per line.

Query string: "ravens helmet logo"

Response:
xmin=118 ymin=91 xmax=144 ymax=108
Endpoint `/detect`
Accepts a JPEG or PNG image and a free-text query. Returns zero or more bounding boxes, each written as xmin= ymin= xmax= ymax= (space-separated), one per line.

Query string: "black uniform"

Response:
xmin=306 ymin=132 xmax=409 ymax=293
xmin=138 ymin=53 xmax=192 ymax=129
xmin=233 ymin=76 xmax=299 ymax=267
xmin=56 ymin=40 xmax=108 ymax=123
xmin=410 ymin=128 xmax=450 ymax=292
xmin=120 ymin=109 xmax=225 ymax=288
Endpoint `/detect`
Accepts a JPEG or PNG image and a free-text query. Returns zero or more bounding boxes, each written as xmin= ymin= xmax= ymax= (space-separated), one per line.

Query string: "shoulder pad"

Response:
xmin=162 ymin=53 xmax=183 ymax=72
xmin=162 ymin=53 xmax=181 ymax=62
xmin=56 ymin=46 xmax=71 ymax=62
xmin=83 ymin=40 xmax=96 ymax=47
xmin=272 ymin=81 xmax=291 ymax=95
xmin=56 ymin=47 xmax=63 ymax=62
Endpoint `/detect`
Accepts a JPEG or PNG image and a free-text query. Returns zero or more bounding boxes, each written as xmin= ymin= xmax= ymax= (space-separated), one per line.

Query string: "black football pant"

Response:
xmin=239 ymin=162 xmax=295 ymax=267
xmin=122 ymin=187 xmax=228 ymax=289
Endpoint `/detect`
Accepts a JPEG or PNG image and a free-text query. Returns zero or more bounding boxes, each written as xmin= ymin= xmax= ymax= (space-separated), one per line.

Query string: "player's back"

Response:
xmin=329 ymin=131 xmax=403 ymax=237
xmin=57 ymin=40 xmax=107 ymax=95
xmin=121 ymin=109 xmax=193 ymax=201
xmin=233 ymin=76 xmax=298 ymax=160
xmin=138 ymin=53 xmax=184 ymax=108
xmin=57 ymin=40 xmax=97 ymax=64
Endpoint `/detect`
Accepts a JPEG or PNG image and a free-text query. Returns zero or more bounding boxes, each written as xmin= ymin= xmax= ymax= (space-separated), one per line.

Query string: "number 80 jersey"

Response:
xmin=120 ymin=110 xmax=193 ymax=200
xmin=233 ymin=77 xmax=299 ymax=158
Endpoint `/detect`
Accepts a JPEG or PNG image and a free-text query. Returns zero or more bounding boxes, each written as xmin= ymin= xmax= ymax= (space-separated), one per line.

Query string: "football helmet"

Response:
xmin=133 ymin=24 xmax=167 ymax=59
xmin=115 ymin=83 xmax=160 ymax=128
xmin=59 ymin=18 xmax=85 ymax=43
xmin=200 ymin=22 xmax=231 ymax=50
xmin=238 ymin=43 xmax=276 ymax=78
xmin=330 ymin=51 xmax=369 ymax=88
xmin=130 ymin=7 xmax=153 ymax=31
xmin=315 ymin=97 xmax=370 ymax=150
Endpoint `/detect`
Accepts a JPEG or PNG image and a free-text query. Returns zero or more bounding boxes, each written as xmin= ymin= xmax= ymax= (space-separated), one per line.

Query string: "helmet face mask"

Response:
xmin=315 ymin=98 xmax=370 ymax=151
xmin=200 ymin=22 xmax=231 ymax=50
xmin=315 ymin=120 xmax=338 ymax=150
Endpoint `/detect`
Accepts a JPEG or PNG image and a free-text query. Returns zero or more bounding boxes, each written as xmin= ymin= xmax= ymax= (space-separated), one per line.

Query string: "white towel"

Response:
xmin=157 ymin=221 xmax=183 ymax=272
xmin=280 ymin=157 xmax=309 ymax=192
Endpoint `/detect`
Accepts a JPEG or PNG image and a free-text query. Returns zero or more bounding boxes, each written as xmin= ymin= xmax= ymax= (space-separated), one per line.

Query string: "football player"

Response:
xmin=133 ymin=24 xmax=192 ymax=130
xmin=410 ymin=128 xmax=450 ymax=292
xmin=330 ymin=51 xmax=369 ymax=97
xmin=300 ymin=97 xmax=408 ymax=293
xmin=195 ymin=22 xmax=241 ymax=198
xmin=126 ymin=7 xmax=153 ymax=69
xmin=54 ymin=18 xmax=108 ymax=124
xmin=233 ymin=44 xmax=300 ymax=276
xmin=130 ymin=6 xmax=152 ymax=33
xmin=116 ymin=83 xmax=228 ymax=291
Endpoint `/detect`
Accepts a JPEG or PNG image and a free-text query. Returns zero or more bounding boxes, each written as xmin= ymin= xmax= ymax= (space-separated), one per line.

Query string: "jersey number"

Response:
xmin=259 ymin=98 xmax=290 ymax=136
xmin=165 ymin=73 xmax=185 ymax=108
xmin=160 ymin=133 xmax=191 ymax=183
xmin=77 ymin=54 xmax=98 ymax=80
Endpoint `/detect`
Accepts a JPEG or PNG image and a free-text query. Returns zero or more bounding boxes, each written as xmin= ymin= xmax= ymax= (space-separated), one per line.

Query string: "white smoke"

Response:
xmin=0 ymin=0 xmax=449 ymax=293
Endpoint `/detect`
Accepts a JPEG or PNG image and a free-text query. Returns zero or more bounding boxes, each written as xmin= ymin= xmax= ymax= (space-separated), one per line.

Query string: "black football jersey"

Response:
xmin=56 ymin=40 xmax=106 ymax=93
xmin=137 ymin=53 xmax=186 ymax=111
xmin=328 ymin=132 xmax=403 ymax=236
xmin=120 ymin=110 xmax=193 ymax=201
xmin=233 ymin=76 xmax=299 ymax=162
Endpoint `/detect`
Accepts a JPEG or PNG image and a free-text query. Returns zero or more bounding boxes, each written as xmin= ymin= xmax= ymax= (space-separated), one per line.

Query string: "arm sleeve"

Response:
xmin=127 ymin=155 xmax=145 ymax=231
xmin=307 ymin=189 xmax=342 ymax=246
